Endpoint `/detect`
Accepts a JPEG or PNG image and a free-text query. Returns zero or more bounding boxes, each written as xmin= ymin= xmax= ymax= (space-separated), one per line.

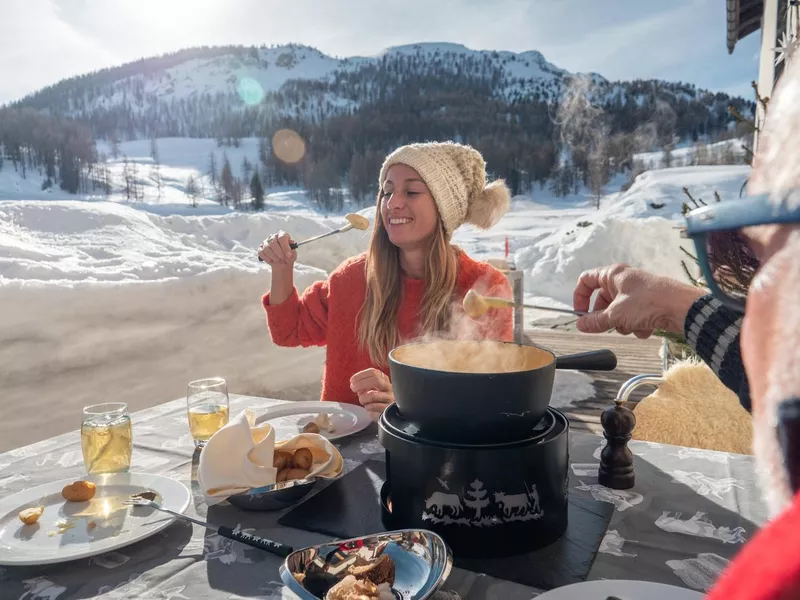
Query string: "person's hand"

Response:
xmin=350 ymin=368 xmax=394 ymax=422
xmin=258 ymin=231 xmax=297 ymax=270
xmin=573 ymin=264 xmax=705 ymax=338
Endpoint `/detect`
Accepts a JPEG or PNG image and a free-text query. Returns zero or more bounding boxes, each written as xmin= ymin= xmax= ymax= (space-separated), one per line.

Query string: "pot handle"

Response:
xmin=555 ymin=349 xmax=617 ymax=371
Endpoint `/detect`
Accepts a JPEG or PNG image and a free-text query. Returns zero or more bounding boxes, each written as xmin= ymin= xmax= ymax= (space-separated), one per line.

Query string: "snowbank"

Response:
xmin=0 ymin=200 xmax=370 ymax=286
xmin=603 ymin=165 xmax=751 ymax=220
xmin=0 ymin=133 xmax=751 ymax=307
xmin=516 ymin=216 xmax=696 ymax=306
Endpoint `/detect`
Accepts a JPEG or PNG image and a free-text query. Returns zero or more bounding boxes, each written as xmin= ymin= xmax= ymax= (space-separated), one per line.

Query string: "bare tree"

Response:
xmin=589 ymin=124 xmax=611 ymax=209
xmin=185 ymin=174 xmax=200 ymax=208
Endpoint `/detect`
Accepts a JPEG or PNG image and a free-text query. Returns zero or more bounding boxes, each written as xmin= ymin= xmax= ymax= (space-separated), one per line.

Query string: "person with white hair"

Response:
xmin=573 ymin=55 xmax=800 ymax=598
xmin=697 ymin=54 xmax=800 ymax=600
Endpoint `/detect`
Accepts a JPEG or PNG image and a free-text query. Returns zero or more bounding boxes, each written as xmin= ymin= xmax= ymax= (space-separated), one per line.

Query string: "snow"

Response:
xmin=450 ymin=165 xmax=750 ymax=314
xmin=633 ymin=138 xmax=749 ymax=170
xmin=0 ymin=200 xmax=369 ymax=286
xmin=93 ymin=45 xmax=347 ymax=108
xmin=0 ymin=137 xmax=751 ymax=326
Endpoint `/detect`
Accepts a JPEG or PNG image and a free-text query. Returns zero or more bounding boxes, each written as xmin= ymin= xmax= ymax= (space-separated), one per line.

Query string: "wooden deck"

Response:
xmin=524 ymin=329 xmax=664 ymax=436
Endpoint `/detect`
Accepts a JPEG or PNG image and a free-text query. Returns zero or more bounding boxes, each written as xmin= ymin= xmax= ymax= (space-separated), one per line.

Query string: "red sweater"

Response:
xmin=706 ymin=490 xmax=800 ymax=600
xmin=263 ymin=250 xmax=514 ymax=405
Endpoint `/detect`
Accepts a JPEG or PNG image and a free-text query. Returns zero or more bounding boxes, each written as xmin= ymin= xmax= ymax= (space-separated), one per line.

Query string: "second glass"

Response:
xmin=187 ymin=377 xmax=230 ymax=448
xmin=81 ymin=402 xmax=133 ymax=474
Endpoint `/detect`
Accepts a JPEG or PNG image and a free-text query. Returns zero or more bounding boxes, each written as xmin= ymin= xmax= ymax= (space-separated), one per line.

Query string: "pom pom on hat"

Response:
xmin=467 ymin=179 xmax=511 ymax=230
xmin=378 ymin=141 xmax=511 ymax=235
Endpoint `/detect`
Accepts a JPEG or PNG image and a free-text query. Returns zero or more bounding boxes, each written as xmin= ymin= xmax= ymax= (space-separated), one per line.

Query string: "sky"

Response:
xmin=0 ymin=0 xmax=762 ymax=105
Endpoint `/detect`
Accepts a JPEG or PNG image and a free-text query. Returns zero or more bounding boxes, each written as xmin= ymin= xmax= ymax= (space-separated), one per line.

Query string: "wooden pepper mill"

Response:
xmin=598 ymin=398 xmax=636 ymax=490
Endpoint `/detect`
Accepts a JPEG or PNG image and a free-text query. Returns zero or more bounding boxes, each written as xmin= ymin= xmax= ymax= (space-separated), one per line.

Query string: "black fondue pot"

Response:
xmin=378 ymin=404 xmax=569 ymax=559
xmin=389 ymin=339 xmax=615 ymax=444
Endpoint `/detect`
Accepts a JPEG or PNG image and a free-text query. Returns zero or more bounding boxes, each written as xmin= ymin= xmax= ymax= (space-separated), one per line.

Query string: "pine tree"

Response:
xmin=258 ymin=137 xmax=269 ymax=168
xmin=208 ymin=151 xmax=218 ymax=187
xmin=661 ymin=143 xmax=674 ymax=168
xmin=250 ymin=172 xmax=265 ymax=211
xmin=185 ymin=174 xmax=200 ymax=208
xmin=219 ymin=154 xmax=234 ymax=206
xmin=122 ymin=155 xmax=132 ymax=201
xmin=110 ymin=134 xmax=120 ymax=159
xmin=242 ymin=156 xmax=253 ymax=182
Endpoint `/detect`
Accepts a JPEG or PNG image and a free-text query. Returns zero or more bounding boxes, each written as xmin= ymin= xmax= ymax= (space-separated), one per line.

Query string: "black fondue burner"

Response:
xmin=378 ymin=404 xmax=569 ymax=559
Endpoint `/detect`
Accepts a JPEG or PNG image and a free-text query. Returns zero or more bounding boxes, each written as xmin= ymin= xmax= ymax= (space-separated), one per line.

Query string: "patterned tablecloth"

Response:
xmin=0 ymin=394 xmax=768 ymax=599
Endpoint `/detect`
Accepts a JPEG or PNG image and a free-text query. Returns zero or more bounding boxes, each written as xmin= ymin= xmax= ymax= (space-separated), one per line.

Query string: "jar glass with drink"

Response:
xmin=81 ymin=403 xmax=133 ymax=474
xmin=187 ymin=377 xmax=230 ymax=448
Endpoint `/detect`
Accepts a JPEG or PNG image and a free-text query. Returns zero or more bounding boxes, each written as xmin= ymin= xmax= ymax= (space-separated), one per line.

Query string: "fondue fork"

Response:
xmin=463 ymin=289 xmax=588 ymax=318
xmin=125 ymin=495 xmax=293 ymax=557
xmin=257 ymin=213 xmax=370 ymax=261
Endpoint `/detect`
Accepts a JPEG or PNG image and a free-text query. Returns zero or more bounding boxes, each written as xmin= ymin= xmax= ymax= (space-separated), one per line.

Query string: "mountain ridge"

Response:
xmin=1 ymin=41 xmax=754 ymax=204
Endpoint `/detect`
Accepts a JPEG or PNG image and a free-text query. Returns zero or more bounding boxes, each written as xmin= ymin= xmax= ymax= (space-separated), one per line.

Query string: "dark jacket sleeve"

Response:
xmin=683 ymin=294 xmax=751 ymax=412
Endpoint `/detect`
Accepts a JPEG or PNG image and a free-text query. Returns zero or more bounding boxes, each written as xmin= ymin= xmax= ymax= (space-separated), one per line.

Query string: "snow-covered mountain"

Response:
xmin=20 ymin=43 xmax=576 ymax=113
xmin=14 ymin=42 xmax=749 ymax=143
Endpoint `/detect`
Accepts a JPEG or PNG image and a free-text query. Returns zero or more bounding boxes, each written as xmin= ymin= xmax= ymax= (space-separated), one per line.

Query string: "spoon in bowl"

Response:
xmin=463 ymin=289 xmax=588 ymax=319
xmin=258 ymin=213 xmax=370 ymax=261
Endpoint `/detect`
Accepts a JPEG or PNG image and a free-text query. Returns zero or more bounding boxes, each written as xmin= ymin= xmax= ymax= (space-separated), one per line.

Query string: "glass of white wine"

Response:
xmin=81 ymin=403 xmax=133 ymax=474
xmin=187 ymin=377 xmax=230 ymax=448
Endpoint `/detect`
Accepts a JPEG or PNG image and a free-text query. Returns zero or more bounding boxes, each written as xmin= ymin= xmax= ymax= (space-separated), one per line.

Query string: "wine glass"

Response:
xmin=186 ymin=378 xmax=230 ymax=448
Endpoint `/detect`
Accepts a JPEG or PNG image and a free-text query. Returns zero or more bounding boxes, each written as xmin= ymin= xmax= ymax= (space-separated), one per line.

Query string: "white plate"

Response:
xmin=0 ymin=472 xmax=190 ymax=566
xmin=256 ymin=401 xmax=372 ymax=441
xmin=536 ymin=580 xmax=704 ymax=600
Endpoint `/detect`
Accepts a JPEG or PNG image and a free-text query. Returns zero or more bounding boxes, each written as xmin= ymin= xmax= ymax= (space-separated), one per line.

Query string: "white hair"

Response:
xmin=748 ymin=241 xmax=800 ymax=517
xmin=753 ymin=404 xmax=794 ymax=518
xmin=748 ymin=55 xmax=800 ymax=209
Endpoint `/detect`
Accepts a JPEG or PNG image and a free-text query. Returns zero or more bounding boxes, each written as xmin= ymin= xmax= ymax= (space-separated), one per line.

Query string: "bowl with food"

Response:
xmin=227 ymin=439 xmax=342 ymax=511
xmin=280 ymin=529 xmax=453 ymax=599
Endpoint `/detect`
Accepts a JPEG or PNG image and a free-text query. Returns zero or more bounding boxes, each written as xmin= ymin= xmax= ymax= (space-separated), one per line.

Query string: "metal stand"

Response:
xmin=507 ymin=270 xmax=524 ymax=344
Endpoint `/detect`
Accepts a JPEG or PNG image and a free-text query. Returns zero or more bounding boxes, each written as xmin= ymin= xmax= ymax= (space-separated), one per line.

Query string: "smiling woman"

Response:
xmin=259 ymin=141 xmax=514 ymax=420
xmin=379 ymin=164 xmax=440 ymax=251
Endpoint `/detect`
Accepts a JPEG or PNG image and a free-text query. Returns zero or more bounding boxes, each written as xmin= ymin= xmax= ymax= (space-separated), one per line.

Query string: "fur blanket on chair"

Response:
xmin=631 ymin=359 xmax=753 ymax=455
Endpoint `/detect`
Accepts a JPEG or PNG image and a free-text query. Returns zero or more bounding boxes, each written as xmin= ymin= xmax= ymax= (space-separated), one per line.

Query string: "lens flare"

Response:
xmin=236 ymin=77 xmax=265 ymax=106
xmin=272 ymin=129 xmax=306 ymax=164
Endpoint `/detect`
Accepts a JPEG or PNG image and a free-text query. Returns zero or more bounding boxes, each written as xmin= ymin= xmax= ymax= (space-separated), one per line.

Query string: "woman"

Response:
xmin=259 ymin=141 xmax=514 ymax=421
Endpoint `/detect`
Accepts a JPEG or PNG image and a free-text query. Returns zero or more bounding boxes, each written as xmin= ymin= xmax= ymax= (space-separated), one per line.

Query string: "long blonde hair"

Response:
xmin=357 ymin=196 xmax=459 ymax=366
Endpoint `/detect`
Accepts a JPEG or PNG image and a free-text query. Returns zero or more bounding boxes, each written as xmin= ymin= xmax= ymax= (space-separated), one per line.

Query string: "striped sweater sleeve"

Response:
xmin=683 ymin=294 xmax=751 ymax=412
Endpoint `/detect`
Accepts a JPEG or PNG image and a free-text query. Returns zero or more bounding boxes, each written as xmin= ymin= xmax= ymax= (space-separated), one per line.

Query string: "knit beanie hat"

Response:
xmin=378 ymin=141 xmax=511 ymax=236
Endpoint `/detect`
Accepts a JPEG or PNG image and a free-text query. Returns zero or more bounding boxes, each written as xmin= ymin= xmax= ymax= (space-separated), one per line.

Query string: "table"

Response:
xmin=0 ymin=394 xmax=768 ymax=599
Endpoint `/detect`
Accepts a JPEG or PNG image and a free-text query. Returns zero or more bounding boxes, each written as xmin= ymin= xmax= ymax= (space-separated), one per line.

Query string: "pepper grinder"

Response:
xmin=598 ymin=398 xmax=636 ymax=489
xmin=598 ymin=374 xmax=661 ymax=490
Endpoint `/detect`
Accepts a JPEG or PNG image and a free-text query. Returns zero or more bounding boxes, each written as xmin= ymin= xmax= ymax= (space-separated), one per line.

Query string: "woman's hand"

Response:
xmin=258 ymin=231 xmax=297 ymax=269
xmin=260 ymin=231 xmax=297 ymax=305
xmin=350 ymin=368 xmax=394 ymax=422
xmin=573 ymin=264 xmax=706 ymax=338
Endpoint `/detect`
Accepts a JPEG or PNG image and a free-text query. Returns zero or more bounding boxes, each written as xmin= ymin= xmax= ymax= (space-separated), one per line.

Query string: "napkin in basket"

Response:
xmin=198 ymin=408 xmax=343 ymax=505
